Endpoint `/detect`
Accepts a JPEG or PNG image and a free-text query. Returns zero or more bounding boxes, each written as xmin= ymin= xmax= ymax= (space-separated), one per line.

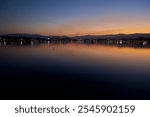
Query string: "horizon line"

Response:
xmin=1 ymin=32 xmax=150 ymax=37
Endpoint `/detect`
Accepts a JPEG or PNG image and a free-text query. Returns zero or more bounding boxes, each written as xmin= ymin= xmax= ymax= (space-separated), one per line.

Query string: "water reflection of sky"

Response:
xmin=0 ymin=43 xmax=150 ymax=99
xmin=1 ymin=43 xmax=150 ymax=76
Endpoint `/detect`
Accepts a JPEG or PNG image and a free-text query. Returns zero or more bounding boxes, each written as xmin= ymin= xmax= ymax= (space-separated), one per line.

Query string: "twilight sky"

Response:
xmin=0 ymin=0 xmax=150 ymax=36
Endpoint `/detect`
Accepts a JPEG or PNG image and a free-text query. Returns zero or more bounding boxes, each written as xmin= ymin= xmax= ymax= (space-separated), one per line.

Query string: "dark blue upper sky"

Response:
xmin=0 ymin=0 xmax=150 ymax=35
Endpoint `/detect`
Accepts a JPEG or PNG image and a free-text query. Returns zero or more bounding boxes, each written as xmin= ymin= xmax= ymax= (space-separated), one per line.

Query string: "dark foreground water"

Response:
xmin=0 ymin=41 xmax=150 ymax=99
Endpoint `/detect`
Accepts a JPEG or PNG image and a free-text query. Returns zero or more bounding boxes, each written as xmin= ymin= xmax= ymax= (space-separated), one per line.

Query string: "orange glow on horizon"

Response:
xmin=39 ymin=29 xmax=150 ymax=36
xmin=1 ymin=28 xmax=150 ymax=36
xmin=1 ymin=13 xmax=150 ymax=36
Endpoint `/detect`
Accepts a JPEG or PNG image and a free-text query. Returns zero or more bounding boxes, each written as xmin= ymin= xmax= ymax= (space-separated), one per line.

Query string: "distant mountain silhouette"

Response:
xmin=1 ymin=33 xmax=150 ymax=40
xmin=0 ymin=33 xmax=48 ymax=39
xmin=73 ymin=33 xmax=150 ymax=40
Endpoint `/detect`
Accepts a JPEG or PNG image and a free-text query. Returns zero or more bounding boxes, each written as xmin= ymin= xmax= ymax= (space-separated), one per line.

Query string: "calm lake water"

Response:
xmin=0 ymin=41 xmax=150 ymax=99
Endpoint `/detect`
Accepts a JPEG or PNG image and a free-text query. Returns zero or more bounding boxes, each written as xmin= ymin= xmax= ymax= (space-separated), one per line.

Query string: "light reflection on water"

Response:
xmin=0 ymin=41 xmax=150 ymax=99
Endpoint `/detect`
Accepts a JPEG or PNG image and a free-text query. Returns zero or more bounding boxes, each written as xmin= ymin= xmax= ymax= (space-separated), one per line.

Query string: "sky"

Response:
xmin=0 ymin=0 xmax=150 ymax=36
